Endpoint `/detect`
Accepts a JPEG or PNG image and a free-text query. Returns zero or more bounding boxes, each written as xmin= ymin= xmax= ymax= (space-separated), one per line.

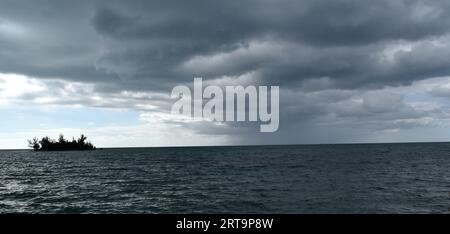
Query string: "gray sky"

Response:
xmin=2 ymin=0 xmax=450 ymax=148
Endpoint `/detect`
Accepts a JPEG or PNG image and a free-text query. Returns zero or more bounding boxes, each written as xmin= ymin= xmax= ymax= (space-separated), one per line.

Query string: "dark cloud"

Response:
xmin=87 ymin=0 xmax=450 ymax=91
xmin=1 ymin=0 xmax=450 ymax=90
xmin=92 ymin=0 xmax=450 ymax=45
xmin=3 ymin=0 xmax=450 ymax=144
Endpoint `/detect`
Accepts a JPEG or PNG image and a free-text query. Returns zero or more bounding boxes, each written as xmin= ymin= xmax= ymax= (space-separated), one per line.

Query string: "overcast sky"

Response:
xmin=2 ymin=0 xmax=450 ymax=149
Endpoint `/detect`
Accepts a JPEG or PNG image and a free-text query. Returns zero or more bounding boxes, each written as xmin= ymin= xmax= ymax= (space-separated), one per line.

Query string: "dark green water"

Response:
xmin=0 ymin=143 xmax=449 ymax=213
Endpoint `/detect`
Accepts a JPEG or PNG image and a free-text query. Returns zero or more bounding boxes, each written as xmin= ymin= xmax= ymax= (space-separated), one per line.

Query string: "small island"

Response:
xmin=28 ymin=134 xmax=96 ymax=151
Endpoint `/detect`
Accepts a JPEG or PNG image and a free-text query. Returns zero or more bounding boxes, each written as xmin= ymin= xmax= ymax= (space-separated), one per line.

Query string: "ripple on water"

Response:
xmin=0 ymin=144 xmax=449 ymax=213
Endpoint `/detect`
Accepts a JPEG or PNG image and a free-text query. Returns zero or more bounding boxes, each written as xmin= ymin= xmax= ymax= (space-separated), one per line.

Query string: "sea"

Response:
xmin=0 ymin=143 xmax=449 ymax=213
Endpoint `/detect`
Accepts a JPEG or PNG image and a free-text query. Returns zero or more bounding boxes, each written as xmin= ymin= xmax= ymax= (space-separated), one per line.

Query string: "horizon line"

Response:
xmin=2 ymin=140 xmax=450 ymax=151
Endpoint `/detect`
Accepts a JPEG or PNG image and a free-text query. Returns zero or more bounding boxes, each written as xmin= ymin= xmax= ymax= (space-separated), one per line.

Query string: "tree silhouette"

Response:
xmin=77 ymin=134 xmax=87 ymax=144
xmin=27 ymin=137 xmax=40 ymax=151
xmin=58 ymin=134 xmax=67 ymax=143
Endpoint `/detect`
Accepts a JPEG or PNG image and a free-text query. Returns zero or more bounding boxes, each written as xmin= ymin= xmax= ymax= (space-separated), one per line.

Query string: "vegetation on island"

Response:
xmin=28 ymin=134 xmax=96 ymax=151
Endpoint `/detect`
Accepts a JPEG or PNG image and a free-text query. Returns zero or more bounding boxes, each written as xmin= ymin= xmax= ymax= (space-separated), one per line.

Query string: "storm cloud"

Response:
xmin=2 ymin=0 xmax=450 ymax=147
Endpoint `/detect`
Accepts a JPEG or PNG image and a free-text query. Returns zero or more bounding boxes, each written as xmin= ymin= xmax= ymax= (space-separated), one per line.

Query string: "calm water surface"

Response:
xmin=0 ymin=143 xmax=449 ymax=213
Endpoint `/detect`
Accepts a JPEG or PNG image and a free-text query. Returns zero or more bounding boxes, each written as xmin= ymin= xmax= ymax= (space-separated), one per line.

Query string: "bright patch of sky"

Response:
xmin=0 ymin=106 xmax=140 ymax=132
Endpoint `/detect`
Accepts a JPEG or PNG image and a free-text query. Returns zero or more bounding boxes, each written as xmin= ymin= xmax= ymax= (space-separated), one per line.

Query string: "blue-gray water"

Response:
xmin=0 ymin=143 xmax=449 ymax=213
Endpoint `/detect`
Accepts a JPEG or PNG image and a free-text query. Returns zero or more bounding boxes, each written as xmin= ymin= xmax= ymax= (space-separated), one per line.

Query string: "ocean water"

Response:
xmin=0 ymin=143 xmax=449 ymax=213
